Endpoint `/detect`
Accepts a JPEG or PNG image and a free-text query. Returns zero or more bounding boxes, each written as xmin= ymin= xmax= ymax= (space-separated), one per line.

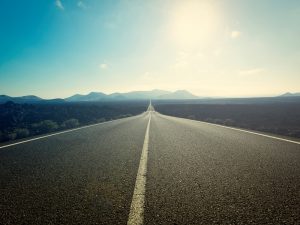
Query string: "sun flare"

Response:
xmin=168 ymin=0 xmax=220 ymax=49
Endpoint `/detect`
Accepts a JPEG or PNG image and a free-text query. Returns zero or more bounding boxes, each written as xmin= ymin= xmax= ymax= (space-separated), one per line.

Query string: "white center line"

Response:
xmin=127 ymin=112 xmax=151 ymax=225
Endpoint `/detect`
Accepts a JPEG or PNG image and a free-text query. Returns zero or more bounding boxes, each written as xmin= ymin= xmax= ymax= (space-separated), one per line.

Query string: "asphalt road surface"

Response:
xmin=1 ymin=108 xmax=300 ymax=224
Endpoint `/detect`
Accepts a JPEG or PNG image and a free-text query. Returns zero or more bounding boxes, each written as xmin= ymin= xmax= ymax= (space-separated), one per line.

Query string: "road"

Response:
xmin=0 ymin=106 xmax=300 ymax=224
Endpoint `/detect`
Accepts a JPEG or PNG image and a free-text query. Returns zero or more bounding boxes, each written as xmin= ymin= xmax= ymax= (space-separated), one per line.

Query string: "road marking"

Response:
xmin=127 ymin=112 xmax=151 ymax=225
xmin=0 ymin=115 xmax=142 ymax=150
xmin=159 ymin=113 xmax=300 ymax=145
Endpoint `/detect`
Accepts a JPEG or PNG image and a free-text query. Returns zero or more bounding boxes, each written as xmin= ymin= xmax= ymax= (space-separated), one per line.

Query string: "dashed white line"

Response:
xmin=127 ymin=112 xmax=151 ymax=225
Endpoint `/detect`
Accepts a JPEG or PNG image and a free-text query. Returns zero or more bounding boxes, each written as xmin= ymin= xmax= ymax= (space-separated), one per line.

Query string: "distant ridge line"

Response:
xmin=1 ymin=91 xmax=300 ymax=103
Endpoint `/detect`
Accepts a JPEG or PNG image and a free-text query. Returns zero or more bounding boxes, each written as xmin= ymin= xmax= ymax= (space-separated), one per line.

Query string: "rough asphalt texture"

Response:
xmin=145 ymin=113 xmax=300 ymax=225
xmin=1 ymin=111 xmax=300 ymax=224
xmin=0 ymin=114 xmax=148 ymax=225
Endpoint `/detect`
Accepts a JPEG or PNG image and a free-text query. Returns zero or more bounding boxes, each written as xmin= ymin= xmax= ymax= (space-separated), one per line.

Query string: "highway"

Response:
xmin=0 ymin=105 xmax=300 ymax=225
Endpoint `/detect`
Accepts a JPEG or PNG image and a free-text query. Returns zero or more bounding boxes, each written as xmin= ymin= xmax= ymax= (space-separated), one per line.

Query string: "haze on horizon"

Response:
xmin=0 ymin=0 xmax=299 ymax=99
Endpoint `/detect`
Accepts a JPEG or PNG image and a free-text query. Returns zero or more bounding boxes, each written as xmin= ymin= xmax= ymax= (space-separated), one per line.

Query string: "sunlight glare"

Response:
xmin=168 ymin=0 xmax=220 ymax=49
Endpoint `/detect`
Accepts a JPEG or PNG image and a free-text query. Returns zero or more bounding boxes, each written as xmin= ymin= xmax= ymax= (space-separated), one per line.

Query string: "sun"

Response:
xmin=168 ymin=0 xmax=220 ymax=50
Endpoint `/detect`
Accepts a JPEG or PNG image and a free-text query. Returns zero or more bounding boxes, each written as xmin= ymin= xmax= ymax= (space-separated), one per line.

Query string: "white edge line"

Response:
xmin=158 ymin=113 xmax=300 ymax=145
xmin=127 ymin=112 xmax=151 ymax=225
xmin=0 ymin=114 xmax=145 ymax=150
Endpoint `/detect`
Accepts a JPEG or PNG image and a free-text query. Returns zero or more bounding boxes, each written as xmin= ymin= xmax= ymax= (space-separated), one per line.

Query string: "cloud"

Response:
xmin=140 ymin=72 xmax=153 ymax=82
xmin=99 ymin=63 xmax=108 ymax=70
xmin=77 ymin=1 xmax=87 ymax=9
xmin=171 ymin=51 xmax=189 ymax=69
xmin=231 ymin=30 xmax=241 ymax=39
xmin=239 ymin=68 xmax=265 ymax=75
xmin=55 ymin=0 xmax=64 ymax=10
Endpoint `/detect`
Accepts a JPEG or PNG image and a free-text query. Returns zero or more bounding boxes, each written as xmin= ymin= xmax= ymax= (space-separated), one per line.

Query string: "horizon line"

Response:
xmin=1 ymin=90 xmax=298 ymax=100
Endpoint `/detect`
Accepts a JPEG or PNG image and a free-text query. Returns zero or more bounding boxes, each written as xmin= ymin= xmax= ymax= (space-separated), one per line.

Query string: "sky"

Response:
xmin=0 ymin=0 xmax=300 ymax=98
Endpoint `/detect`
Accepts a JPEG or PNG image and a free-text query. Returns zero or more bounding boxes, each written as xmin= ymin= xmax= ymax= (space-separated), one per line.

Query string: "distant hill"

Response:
xmin=158 ymin=90 xmax=198 ymax=99
xmin=0 ymin=90 xmax=199 ymax=104
xmin=278 ymin=92 xmax=300 ymax=97
xmin=65 ymin=92 xmax=107 ymax=102
xmin=64 ymin=89 xmax=198 ymax=102
xmin=120 ymin=89 xmax=172 ymax=99
xmin=0 ymin=89 xmax=199 ymax=104
xmin=2 ymin=91 xmax=300 ymax=104
xmin=0 ymin=95 xmax=42 ymax=104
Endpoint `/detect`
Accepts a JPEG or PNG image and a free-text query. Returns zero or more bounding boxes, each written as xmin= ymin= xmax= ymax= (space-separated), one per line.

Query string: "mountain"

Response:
xmin=158 ymin=90 xmax=198 ymax=99
xmin=278 ymin=92 xmax=300 ymax=97
xmin=0 ymin=90 xmax=199 ymax=104
xmin=65 ymin=89 xmax=197 ymax=101
xmin=108 ymin=93 xmax=127 ymax=100
xmin=65 ymin=92 xmax=107 ymax=102
xmin=0 ymin=95 xmax=42 ymax=104
xmin=120 ymin=89 xmax=172 ymax=99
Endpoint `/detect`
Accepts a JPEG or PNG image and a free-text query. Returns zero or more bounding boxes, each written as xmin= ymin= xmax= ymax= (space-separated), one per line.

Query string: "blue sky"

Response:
xmin=0 ymin=0 xmax=299 ymax=98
